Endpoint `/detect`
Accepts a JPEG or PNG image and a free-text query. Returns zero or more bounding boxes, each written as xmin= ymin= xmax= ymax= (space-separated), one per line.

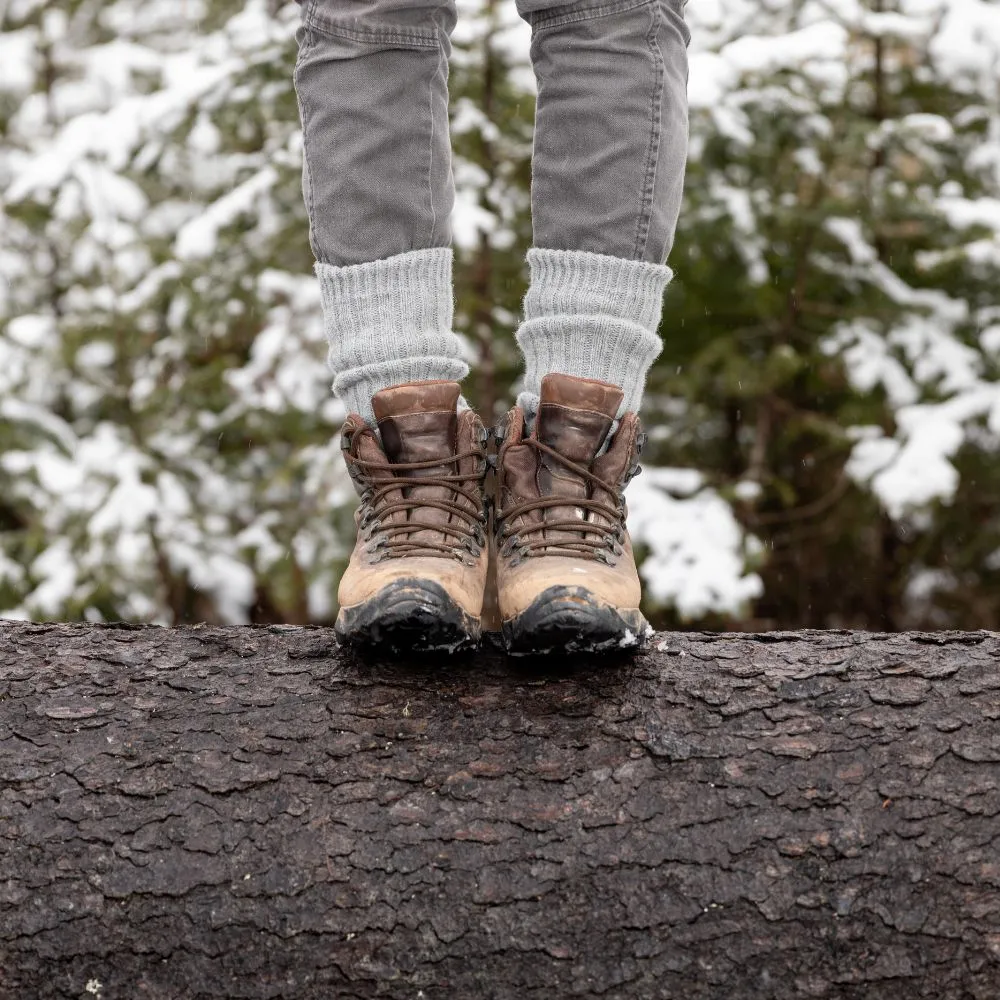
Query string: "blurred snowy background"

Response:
xmin=0 ymin=0 xmax=998 ymax=629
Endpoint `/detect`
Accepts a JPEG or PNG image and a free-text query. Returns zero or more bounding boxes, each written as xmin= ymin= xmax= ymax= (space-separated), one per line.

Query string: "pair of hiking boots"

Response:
xmin=336 ymin=372 xmax=650 ymax=656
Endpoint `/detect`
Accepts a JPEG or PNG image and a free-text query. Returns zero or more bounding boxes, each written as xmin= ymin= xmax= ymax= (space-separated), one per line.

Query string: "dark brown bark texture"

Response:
xmin=2 ymin=624 xmax=1000 ymax=1000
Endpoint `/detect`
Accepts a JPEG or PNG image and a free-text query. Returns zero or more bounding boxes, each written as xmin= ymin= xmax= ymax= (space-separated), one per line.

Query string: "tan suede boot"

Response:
xmin=336 ymin=381 xmax=490 ymax=653
xmin=494 ymin=373 xmax=651 ymax=655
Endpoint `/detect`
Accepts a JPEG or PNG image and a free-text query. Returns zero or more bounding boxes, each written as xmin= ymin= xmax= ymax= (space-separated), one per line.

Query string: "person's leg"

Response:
xmin=495 ymin=0 xmax=691 ymax=653
xmin=513 ymin=0 xmax=691 ymax=418
xmin=293 ymin=0 xmax=467 ymax=426
xmin=294 ymin=0 xmax=490 ymax=652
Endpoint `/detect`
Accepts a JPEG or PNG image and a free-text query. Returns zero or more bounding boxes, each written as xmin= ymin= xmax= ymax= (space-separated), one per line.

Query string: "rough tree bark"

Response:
xmin=1 ymin=623 xmax=1000 ymax=1000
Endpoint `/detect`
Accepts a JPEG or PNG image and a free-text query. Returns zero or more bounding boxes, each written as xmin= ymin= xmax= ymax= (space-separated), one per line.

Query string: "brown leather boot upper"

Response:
xmin=495 ymin=374 xmax=646 ymax=623
xmin=337 ymin=381 xmax=489 ymax=618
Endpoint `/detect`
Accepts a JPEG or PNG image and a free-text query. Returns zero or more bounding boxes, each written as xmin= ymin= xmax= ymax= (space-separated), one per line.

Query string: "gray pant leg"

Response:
xmin=294 ymin=0 xmax=457 ymax=267
xmin=516 ymin=0 xmax=691 ymax=265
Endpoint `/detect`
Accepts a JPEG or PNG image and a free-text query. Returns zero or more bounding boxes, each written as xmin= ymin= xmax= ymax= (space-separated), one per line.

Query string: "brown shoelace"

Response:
xmin=497 ymin=439 xmax=626 ymax=564
xmin=348 ymin=451 xmax=486 ymax=561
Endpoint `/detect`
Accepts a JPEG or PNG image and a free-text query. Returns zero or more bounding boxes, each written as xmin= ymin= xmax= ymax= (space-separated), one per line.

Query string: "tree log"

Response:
xmin=2 ymin=624 xmax=1000 ymax=999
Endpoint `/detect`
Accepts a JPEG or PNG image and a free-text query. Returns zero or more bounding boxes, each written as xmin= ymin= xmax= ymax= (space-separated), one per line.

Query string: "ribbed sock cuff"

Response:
xmin=316 ymin=247 xmax=469 ymax=425
xmin=515 ymin=248 xmax=672 ymax=419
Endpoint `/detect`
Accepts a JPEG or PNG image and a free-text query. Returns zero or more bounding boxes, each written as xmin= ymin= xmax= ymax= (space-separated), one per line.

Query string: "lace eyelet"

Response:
xmin=501 ymin=535 xmax=522 ymax=558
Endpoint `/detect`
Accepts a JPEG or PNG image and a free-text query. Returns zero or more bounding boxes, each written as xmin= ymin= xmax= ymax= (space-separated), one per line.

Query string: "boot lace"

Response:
xmin=497 ymin=438 xmax=638 ymax=565
xmin=348 ymin=451 xmax=487 ymax=563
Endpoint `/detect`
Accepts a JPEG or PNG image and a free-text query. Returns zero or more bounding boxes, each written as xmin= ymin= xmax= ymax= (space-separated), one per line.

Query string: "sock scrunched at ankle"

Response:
xmin=515 ymin=247 xmax=673 ymax=420
xmin=316 ymin=247 xmax=469 ymax=426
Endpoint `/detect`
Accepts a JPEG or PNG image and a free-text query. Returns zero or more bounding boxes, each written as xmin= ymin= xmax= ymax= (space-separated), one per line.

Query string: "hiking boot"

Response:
xmin=336 ymin=381 xmax=490 ymax=654
xmin=494 ymin=373 xmax=651 ymax=655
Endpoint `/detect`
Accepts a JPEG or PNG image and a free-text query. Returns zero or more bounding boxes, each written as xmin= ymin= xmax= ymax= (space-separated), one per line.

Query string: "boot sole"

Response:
xmin=502 ymin=585 xmax=651 ymax=657
xmin=336 ymin=578 xmax=481 ymax=655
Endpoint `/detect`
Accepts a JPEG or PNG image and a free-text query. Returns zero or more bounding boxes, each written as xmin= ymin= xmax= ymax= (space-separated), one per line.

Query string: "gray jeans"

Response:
xmin=294 ymin=0 xmax=691 ymax=268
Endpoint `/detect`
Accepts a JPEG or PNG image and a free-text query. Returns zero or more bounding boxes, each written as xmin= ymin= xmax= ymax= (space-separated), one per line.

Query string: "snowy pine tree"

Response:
xmin=0 ymin=0 xmax=348 ymax=624
xmin=646 ymin=0 xmax=1000 ymax=627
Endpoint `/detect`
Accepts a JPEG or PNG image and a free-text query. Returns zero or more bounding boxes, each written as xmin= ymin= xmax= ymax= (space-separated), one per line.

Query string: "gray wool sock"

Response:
xmin=316 ymin=247 xmax=469 ymax=426
xmin=515 ymin=247 xmax=673 ymax=419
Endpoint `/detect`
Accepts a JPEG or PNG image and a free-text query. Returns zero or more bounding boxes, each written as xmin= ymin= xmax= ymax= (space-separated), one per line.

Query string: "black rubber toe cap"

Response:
xmin=502 ymin=586 xmax=650 ymax=657
xmin=336 ymin=579 xmax=481 ymax=655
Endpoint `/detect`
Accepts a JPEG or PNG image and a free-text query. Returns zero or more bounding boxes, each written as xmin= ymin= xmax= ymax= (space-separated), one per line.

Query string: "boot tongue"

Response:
xmin=533 ymin=375 xmax=624 ymax=542
xmin=535 ymin=374 xmax=623 ymax=464
xmin=368 ymin=381 xmax=462 ymax=549
xmin=372 ymin=381 xmax=460 ymax=470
